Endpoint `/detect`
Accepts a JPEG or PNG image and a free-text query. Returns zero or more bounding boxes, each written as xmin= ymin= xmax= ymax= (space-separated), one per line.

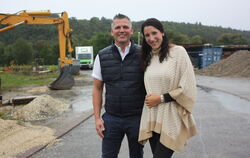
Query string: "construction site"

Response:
xmin=0 ymin=46 xmax=249 ymax=158
xmin=1 ymin=11 xmax=250 ymax=158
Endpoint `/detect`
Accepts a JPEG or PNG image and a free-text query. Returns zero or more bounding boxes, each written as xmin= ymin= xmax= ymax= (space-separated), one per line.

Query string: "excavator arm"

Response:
xmin=0 ymin=10 xmax=73 ymax=66
xmin=0 ymin=10 xmax=75 ymax=90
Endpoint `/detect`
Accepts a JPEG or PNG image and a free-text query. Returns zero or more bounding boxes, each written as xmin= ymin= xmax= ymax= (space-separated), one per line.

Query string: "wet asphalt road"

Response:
xmin=30 ymin=73 xmax=250 ymax=158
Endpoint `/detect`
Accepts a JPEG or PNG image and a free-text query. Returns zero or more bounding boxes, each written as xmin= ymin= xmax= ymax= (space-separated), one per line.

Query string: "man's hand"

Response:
xmin=93 ymin=78 xmax=104 ymax=138
xmin=95 ymin=118 xmax=105 ymax=138
xmin=145 ymin=94 xmax=161 ymax=108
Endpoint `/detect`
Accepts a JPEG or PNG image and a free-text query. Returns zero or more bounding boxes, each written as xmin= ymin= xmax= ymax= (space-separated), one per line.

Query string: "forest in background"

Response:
xmin=0 ymin=16 xmax=250 ymax=66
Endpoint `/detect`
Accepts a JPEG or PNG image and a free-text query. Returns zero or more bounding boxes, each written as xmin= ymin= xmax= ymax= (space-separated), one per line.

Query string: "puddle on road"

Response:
xmin=68 ymin=70 xmax=94 ymax=113
xmin=71 ymin=86 xmax=93 ymax=112
xmin=209 ymin=90 xmax=250 ymax=114
xmin=72 ymin=99 xmax=92 ymax=112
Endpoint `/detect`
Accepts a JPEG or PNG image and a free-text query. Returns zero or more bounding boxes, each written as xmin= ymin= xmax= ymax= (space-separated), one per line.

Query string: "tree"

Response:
xmin=52 ymin=42 xmax=60 ymax=65
xmin=190 ymin=35 xmax=203 ymax=44
xmin=89 ymin=32 xmax=113 ymax=56
xmin=0 ymin=42 xmax=5 ymax=66
xmin=33 ymin=40 xmax=59 ymax=65
xmin=1 ymin=17 xmax=250 ymax=58
xmin=131 ymin=32 xmax=142 ymax=45
xmin=12 ymin=38 xmax=34 ymax=65
xmin=217 ymin=33 xmax=248 ymax=45
xmin=40 ymin=45 xmax=54 ymax=65
xmin=3 ymin=44 xmax=15 ymax=65
xmin=171 ymin=32 xmax=190 ymax=44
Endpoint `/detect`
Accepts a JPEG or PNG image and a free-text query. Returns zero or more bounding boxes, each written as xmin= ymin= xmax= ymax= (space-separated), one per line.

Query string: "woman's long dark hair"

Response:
xmin=141 ymin=18 xmax=170 ymax=71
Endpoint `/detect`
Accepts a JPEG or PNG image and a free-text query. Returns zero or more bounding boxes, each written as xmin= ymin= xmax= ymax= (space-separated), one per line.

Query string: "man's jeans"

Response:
xmin=102 ymin=112 xmax=143 ymax=158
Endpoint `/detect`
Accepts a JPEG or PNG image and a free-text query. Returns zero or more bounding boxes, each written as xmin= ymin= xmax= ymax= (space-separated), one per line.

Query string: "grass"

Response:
xmin=0 ymin=72 xmax=59 ymax=90
xmin=0 ymin=65 xmax=67 ymax=121
xmin=0 ymin=111 xmax=25 ymax=121
xmin=0 ymin=111 xmax=14 ymax=120
xmin=0 ymin=65 xmax=60 ymax=91
xmin=0 ymin=112 xmax=6 ymax=119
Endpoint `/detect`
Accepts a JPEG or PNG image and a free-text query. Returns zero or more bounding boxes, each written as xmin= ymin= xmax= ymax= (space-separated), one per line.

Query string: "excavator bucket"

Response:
xmin=48 ymin=66 xmax=75 ymax=90
xmin=71 ymin=65 xmax=80 ymax=75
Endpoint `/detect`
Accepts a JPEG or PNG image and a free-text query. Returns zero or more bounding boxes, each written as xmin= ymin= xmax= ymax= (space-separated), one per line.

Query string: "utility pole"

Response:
xmin=138 ymin=32 xmax=141 ymax=45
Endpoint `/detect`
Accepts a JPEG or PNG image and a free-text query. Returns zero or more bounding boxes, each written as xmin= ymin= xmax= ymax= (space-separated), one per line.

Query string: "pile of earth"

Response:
xmin=0 ymin=94 xmax=70 ymax=158
xmin=0 ymin=118 xmax=56 ymax=158
xmin=196 ymin=50 xmax=250 ymax=77
xmin=12 ymin=94 xmax=70 ymax=121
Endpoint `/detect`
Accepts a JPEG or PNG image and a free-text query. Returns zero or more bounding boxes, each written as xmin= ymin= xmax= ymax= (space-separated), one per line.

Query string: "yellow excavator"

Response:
xmin=0 ymin=10 xmax=76 ymax=90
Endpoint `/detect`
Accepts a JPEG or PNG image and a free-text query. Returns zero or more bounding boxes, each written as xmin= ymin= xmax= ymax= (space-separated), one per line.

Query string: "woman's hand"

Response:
xmin=145 ymin=94 xmax=161 ymax=108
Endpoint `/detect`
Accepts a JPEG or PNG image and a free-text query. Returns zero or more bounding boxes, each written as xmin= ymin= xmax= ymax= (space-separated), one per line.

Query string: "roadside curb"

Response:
xmin=16 ymin=110 xmax=94 ymax=158
xmin=197 ymin=84 xmax=250 ymax=102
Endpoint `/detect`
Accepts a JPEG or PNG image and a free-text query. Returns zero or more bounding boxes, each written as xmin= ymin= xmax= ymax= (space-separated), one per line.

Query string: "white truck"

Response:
xmin=75 ymin=46 xmax=94 ymax=69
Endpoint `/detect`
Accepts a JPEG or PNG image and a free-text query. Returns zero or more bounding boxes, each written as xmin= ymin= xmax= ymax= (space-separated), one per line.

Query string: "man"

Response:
xmin=92 ymin=14 xmax=146 ymax=158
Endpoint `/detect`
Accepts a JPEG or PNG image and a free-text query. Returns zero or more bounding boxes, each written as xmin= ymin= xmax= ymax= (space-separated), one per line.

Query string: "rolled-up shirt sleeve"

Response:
xmin=91 ymin=55 xmax=103 ymax=81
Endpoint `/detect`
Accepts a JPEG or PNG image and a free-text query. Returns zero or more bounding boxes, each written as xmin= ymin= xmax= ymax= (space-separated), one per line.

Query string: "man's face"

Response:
xmin=111 ymin=18 xmax=133 ymax=46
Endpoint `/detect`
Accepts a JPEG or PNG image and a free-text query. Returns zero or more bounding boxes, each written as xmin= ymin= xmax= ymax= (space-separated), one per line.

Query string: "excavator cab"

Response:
xmin=0 ymin=10 xmax=76 ymax=90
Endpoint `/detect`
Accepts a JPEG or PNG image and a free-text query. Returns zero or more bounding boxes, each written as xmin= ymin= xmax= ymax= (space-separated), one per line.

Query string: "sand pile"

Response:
xmin=0 ymin=119 xmax=55 ymax=158
xmin=13 ymin=94 xmax=70 ymax=121
xmin=196 ymin=50 xmax=250 ymax=77
xmin=0 ymin=93 xmax=71 ymax=157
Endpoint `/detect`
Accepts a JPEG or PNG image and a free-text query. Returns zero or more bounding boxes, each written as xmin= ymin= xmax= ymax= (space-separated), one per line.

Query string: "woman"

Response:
xmin=138 ymin=18 xmax=197 ymax=158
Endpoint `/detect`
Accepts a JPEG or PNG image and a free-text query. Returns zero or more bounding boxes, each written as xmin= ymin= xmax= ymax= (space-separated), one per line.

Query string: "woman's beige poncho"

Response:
xmin=138 ymin=45 xmax=197 ymax=152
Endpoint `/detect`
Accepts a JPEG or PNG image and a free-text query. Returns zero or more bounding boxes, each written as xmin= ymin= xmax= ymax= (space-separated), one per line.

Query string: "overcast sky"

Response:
xmin=1 ymin=0 xmax=250 ymax=31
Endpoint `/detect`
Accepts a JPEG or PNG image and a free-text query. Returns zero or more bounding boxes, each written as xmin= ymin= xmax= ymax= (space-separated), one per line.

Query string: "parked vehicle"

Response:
xmin=75 ymin=46 xmax=94 ymax=69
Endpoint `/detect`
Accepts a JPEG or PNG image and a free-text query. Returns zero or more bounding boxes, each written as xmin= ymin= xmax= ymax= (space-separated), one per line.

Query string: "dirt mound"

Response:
xmin=0 ymin=119 xmax=55 ymax=158
xmin=0 ymin=94 xmax=69 ymax=157
xmin=196 ymin=50 xmax=250 ymax=77
xmin=13 ymin=94 xmax=70 ymax=121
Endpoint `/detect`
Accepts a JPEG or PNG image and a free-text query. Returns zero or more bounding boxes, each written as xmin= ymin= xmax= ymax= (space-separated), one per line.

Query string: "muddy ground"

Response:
xmin=0 ymin=70 xmax=93 ymax=158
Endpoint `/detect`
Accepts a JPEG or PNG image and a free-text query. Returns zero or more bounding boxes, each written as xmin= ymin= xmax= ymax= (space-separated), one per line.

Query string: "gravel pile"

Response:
xmin=0 ymin=119 xmax=55 ymax=158
xmin=13 ymin=94 xmax=70 ymax=121
xmin=196 ymin=50 xmax=250 ymax=77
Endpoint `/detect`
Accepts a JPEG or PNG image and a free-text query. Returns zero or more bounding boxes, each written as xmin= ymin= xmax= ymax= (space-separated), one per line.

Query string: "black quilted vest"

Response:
xmin=98 ymin=42 xmax=146 ymax=117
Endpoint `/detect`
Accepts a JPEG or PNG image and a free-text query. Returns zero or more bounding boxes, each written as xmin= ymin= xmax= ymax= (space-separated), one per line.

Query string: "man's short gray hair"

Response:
xmin=111 ymin=13 xmax=132 ymax=29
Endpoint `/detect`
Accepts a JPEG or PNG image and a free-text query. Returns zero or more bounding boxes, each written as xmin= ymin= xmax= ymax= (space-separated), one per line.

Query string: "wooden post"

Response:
xmin=0 ymin=78 xmax=2 ymax=106
xmin=0 ymin=96 xmax=2 ymax=107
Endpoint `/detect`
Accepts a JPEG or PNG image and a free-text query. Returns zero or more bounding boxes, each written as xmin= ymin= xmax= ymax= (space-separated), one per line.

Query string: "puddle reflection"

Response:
xmin=71 ymin=86 xmax=93 ymax=112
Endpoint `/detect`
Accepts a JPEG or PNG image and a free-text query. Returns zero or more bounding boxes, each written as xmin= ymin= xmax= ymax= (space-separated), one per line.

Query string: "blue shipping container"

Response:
xmin=199 ymin=47 xmax=222 ymax=69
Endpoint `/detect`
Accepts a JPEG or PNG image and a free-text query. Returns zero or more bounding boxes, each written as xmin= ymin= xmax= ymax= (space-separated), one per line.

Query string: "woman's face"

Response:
xmin=143 ymin=26 xmax=164 ymax=50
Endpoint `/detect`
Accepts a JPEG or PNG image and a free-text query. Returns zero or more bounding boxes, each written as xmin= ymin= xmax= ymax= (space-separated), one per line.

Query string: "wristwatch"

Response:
xmin=160 ymin=95 xmax=165 ymax=103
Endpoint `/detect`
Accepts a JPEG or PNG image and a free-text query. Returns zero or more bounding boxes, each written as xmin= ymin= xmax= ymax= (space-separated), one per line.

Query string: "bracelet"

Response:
xmin=160 ymin=95 xmax=164 ymax=103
